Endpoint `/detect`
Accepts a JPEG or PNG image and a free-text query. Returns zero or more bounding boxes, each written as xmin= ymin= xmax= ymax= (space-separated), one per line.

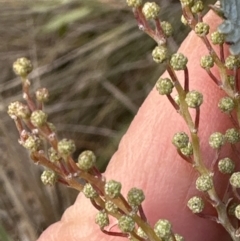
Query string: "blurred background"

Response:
xmin=0 ymin=0 xmax=215 ymax=240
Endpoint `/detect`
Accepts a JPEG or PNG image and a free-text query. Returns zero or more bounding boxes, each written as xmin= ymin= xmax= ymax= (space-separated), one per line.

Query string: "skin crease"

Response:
xmin=38 ymin=11 xmax=239 ymax=241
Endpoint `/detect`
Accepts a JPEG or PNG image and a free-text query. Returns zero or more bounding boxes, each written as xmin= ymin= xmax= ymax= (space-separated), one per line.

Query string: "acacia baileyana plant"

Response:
xmin=8 ymin=1 xmax=240 ymax=240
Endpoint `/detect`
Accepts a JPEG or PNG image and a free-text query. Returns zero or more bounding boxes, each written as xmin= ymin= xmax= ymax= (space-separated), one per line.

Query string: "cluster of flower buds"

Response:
xmin=10 ymin=53 xmax=183 ymax=240
xmin=9 ymin=0 xmax=240 ymax=240
xmin=9 ymin=58 xmax=105 ymax=189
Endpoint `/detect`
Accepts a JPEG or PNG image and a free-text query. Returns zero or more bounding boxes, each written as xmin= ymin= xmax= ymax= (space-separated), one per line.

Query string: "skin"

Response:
xmin=38 ymin=11 xmax=238 ymax=241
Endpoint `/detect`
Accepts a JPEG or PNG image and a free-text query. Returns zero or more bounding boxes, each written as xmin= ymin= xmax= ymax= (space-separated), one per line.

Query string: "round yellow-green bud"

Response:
xmin=185 ymin=90 xmax=203 ymax=108
xmin=187 ymin=196 xmax=204 ymax=213
xmin=191 ymin=1 xmax=204 ymax=13
xmin=48 ymin=147 xmax=60 ymax=163
xmin=36 ymin=88 xmax=49 ymax=103
xmin=105 ymin=201 xmax=118 ymax=213
xmin=227 ymin=75 xmax=235 ymax=86
xmin=13 ymin=57 xmax=33 ymax=77
xmin=95 ymin=210 xmax=109 ymax=229
xmin=118 ymin=215 xmax=135 ymax=233
xmin=41 ymin=170 xmax=57 ymax=186
xmin=8 ymin=101 xmax=19 ymax=119
xmin=127 ymin=187 xmax=145 ymax=207
xmin=210 ymin=31 xmax=225 ymax=45
xmin=194 ymin=22 xmax=209 ymax=36
xmin=137 ymin=227 xmax=148 ymax=239
xmin=47 ymin=122 xmax=57 ymax=132
xmin=230 ymin=172 xmax=240 ymax=188
xmin=30 ymin=110 xmax=48 ymax=127
xmin=161 ymin=21 xmax=173 ymax=37
xmin=83 ymin=183 xmax=98 ymax=199
xmin=180 ymin=142 xmax=193 ymax=156
xmin=168 ymin=234 xmax=185 ymax=241
xmin=77 ymin=150 xmax=96 ymax=171
xmin=225 ymin=55 xmax=240 ymax=70
xmin=126 ymin=0 xmax=142 ymax=7
xmin=180 ymin=0 xmax=193 ymax=6
xmin=154 ymin=219 xmax=172 ymax=239
xmin=209 ymin=132 xmax=225 ymax=149
xmin=181 ymin=15 xmax=188 ymax=25
xmin=174 ymin=233 xmax=185 ymax=241
xmin=200 ymin=55 xmax=214 ymax=69
xmin=196 ymin=174 xmax=213 ymax=192
xmin=7 ymin=101 xmax=31 ymax=119
xmin=156 ymin=77 xmax=174 ymax=95
xmin=18 ymin=105 xmax=31 ymax=119
xmin=104 ymin=180 xmax=122 ymax=198
xmin=23 ymin=135 xmax=42 ymax=152
xmin=218 ymin=157 xmax=235 ymax=174
xmin=142 ymin=2 xmax=160 ymax=20
xmin=225 ymin=128 xmax=240 ymax=144
xmin=172 ymin=132 xmax=189 ymax=149
xmin=152 ymin=46 xmax=168 ymax=64
xmin=57 ymin=138 xmax=76 ymax=156
xmin=234 ymin=205 xmax=240 ymax=220
xmin=170 ymin=53 xmax=188 ymax=70
xmin=218 ymin=97 xmax=235 ymax=113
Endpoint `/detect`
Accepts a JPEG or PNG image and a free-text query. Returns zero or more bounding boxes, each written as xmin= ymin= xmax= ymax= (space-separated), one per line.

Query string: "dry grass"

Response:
xmin=0 ymin=0 xmax=215 ymax=240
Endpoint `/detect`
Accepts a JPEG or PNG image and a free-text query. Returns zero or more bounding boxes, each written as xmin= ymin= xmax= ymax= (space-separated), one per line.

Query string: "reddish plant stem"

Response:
xmin=67 ymin=156 xmax=80 ymax=173
xmin=101 ymin=229 xmax=128 ymax=238
xmin=220 ymin=44 xmax=225 ymax=63
xmin=32 ymin=151 xmax=63 ymax=176
xmin=37 ymin=101 xmax=43 ymax=110
xmin=90 ymin=166 xmax=102 ymax=179
xmin=184 ymin=67 xmax=189 ymax=92
xmin=196 ymin=213 xmax=218 ymax=223
xmin=167 ymin=65 xmax=179 ymax=83
xmin=133 ymin=7 xmax=144 ymax=27
xmin=202 ymin=36 xmax=214 ymax=53
xmin=138 ymin=205 xmax=147 ymax=222
xmin=47 ymin=132 xmax=58 ymax=150
xmin=206 ymin=69 xmax=221 ymax=85
xmin=64 ymin=156 xmax=76 ymax=173
xmin=233 ymin=67 xmax=239 ymax=94
xmin=58 ymin=159 xmax=69 ymax=175
xmin=90 ymin=198 xmax=103 ymax=211
xmin=117 ymin=208 xmax=126 ymax=215
xmin=14 ymin=118 xmax=24 ymax=134
xmin=24 ymin=119 xmax=36 ymax=131
xmin=37 ymin=124 xmax=58 ymax=149
xmin=154 ymin=18 xmax=166 ymax=45
xmin=134 ymin=7 xmax=154 ymax=37
xmin=119 ymin=194 xmax=132 ymax=212
xmin=91 ymin=182 xmax=105 ymax=196
xmin=177 ymin=149 xmax=192 ymax=164
xmin=130 ymin=231 xmax=146 ymax=241
xmin=166 ymin=95 xmax=179 ymax=111
xmin=58 ymin=177 xmax=69 ymax=186
xmin=182 ymin=6 xmax=197 ymax=29
xmin=22 ymin=79 xmax=36 ymax=111
xmin=195 ymin=107 xmax=200 ymax=130
xmin=134 ymin=7 xmax=165 ymax=46
xmin=197 ymin=13 xmax=203 ymax=23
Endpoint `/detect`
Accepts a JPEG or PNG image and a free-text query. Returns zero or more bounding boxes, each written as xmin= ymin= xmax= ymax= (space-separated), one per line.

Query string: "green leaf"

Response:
xmin=43 ymin=7 xmax=91 ymax=32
